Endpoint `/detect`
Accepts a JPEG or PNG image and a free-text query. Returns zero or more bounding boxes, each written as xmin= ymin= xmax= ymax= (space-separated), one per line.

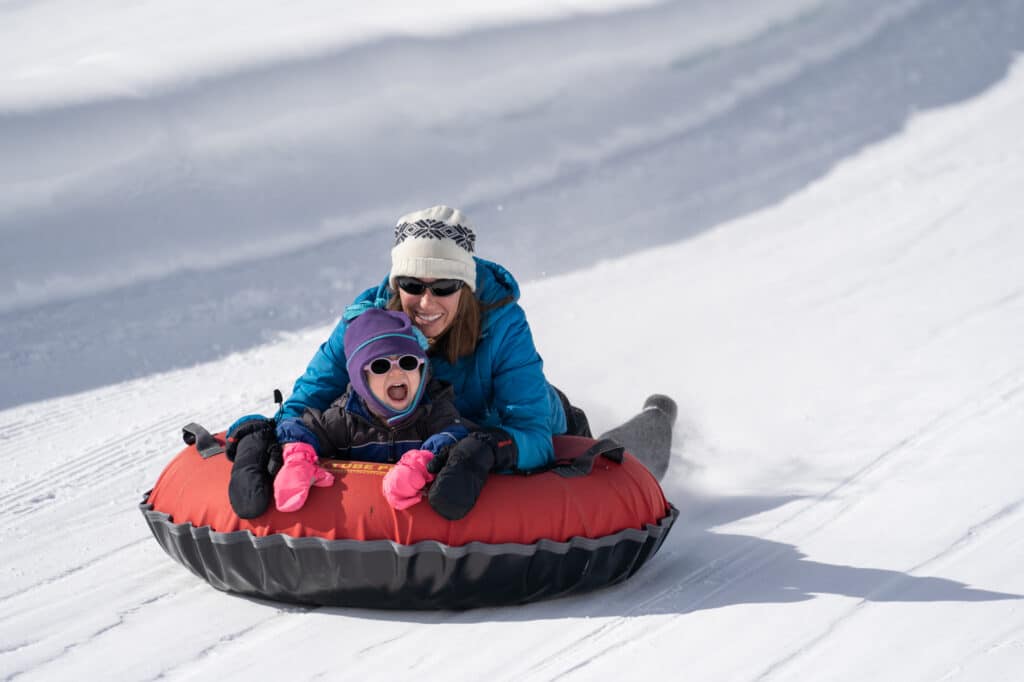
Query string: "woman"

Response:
xmin=274 ymin=205 xmax=584 ymax=519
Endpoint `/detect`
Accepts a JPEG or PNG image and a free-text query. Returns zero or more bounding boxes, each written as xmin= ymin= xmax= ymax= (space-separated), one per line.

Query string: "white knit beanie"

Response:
xmin=389 ymin=205 xmax=477 ymax=292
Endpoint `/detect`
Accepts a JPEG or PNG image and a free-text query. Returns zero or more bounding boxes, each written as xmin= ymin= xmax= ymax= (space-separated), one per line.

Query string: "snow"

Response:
xmin=2 ymin=0 xmax=1024 ymax=680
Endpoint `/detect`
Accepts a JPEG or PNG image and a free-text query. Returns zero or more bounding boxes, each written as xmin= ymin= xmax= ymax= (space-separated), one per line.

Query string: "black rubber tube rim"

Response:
xmin=140 ymin=492 xmax=679 ymax=610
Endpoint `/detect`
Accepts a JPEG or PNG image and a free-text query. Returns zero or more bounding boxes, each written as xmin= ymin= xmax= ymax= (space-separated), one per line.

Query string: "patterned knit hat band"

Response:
xmin=389 ymin=205 xmax=477 ymax=292
xmin=394 ymin=219 xmax=476 ymax=253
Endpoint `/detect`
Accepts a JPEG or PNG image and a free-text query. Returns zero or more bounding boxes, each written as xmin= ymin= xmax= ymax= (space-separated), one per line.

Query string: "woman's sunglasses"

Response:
xmin=365 ymin=354 xmax=424 ymax=375
xmin=395 ymin=277 xmax=465 ymax=297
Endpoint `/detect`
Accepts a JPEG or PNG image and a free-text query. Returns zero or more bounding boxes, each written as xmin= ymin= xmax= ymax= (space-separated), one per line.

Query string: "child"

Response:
xmin=271 ymin=308 xmax=468 ymax=513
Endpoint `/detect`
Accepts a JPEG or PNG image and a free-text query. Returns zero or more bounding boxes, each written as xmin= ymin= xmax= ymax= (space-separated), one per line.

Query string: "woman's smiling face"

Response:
xmin=398 ymin=280 xmax=463 ymax=340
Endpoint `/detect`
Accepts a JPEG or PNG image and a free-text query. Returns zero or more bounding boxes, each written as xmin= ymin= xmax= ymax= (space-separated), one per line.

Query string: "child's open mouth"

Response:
xmin=386 ymin=384 xmax=409 ymax=402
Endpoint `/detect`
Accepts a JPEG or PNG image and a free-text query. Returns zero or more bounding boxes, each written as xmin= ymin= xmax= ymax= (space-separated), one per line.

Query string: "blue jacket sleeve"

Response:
xmin=488 ymin=306 xmax=556 ymax=471
xmin=421 ymin=423 xmax=470 ymax=454
xmin=275 ymin=417 xmax=321 ymax=451
xmin=277 ymin=316 xmax=351 ymax=420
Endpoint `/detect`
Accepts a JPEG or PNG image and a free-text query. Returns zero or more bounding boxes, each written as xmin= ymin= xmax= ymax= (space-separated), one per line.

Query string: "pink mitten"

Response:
xmin=383 ymin=449 xmax=437 ymax=510
xmin=274 ymin=442 xmax=335 ymax=512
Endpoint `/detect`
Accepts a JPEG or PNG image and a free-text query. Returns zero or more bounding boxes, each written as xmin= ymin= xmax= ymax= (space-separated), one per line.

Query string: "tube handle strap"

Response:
xmin=552 ymin=438 xmax=624 ymax=478
xmin=182 ymin=422 xmax=225 ymax=458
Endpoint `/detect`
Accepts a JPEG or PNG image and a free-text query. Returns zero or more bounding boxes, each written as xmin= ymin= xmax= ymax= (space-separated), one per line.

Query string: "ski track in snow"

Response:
xmin=146 ymin=614 xmax=298 ymax=682
xmin=751 ymin=458 xmax=1024 ymax=679
xmin=7 ymin=591 xmax=177 ymax=680
xmin=753 ymin=502 xmax=1024 ymax=682
xmin=0 ymin=537 xmax=149 ymax=605
xmin=790 ymin=367 xmax=1024 ymax=539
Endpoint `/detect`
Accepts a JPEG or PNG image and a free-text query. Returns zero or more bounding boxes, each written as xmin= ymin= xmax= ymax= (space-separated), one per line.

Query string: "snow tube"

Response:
xmin=140 ymin=433 xmax=678 ymax=609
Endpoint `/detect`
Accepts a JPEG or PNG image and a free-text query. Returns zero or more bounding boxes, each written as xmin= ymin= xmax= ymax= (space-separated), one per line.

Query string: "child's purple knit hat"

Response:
xmin=344 ymin=309 xmax=428 ymax=423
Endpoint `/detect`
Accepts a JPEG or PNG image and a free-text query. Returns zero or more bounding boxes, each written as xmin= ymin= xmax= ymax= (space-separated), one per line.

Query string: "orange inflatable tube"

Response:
xmin=141 ymin=434 xmax=678 ymax=609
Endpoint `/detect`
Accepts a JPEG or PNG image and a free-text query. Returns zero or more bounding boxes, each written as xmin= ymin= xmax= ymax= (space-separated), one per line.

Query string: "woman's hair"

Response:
xmin=389 ymin=288 xmax=510 ymax=364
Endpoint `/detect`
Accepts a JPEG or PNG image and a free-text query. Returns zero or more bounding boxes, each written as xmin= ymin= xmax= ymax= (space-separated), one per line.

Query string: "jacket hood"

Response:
xmin=343 ymin=309 xmax=429 ymax=425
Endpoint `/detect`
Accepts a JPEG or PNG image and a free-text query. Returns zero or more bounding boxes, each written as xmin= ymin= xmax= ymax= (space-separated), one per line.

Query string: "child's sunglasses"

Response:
xmin=365 ymin=354 xmax=424 ymax=375
xmin=395 ymin=277 xmax=465 ymax=297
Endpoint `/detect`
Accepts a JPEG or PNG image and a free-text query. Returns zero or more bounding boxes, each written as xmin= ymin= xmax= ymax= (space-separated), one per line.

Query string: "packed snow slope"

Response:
xmin=5 ymin=0 xmax=1024 ymax=408
xmin=3 ymin=0 xmax=1024 ymax=680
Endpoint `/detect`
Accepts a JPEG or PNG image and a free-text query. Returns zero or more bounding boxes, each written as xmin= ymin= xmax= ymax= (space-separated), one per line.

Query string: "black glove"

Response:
xmin=427 ymin=429 xmax=518 ymax=521
xmin=226 ymin=418 xmax=282 ymax=519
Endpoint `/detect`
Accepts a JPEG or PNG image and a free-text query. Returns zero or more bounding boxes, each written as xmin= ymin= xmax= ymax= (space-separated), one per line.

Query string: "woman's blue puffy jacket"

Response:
xmin=276 ymin=257 xmax=566 ymax=471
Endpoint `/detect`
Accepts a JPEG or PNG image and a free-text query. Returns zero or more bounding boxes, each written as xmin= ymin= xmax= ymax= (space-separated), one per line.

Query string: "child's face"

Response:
xmin=365 ymin=354 xmax=423 ymax=412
